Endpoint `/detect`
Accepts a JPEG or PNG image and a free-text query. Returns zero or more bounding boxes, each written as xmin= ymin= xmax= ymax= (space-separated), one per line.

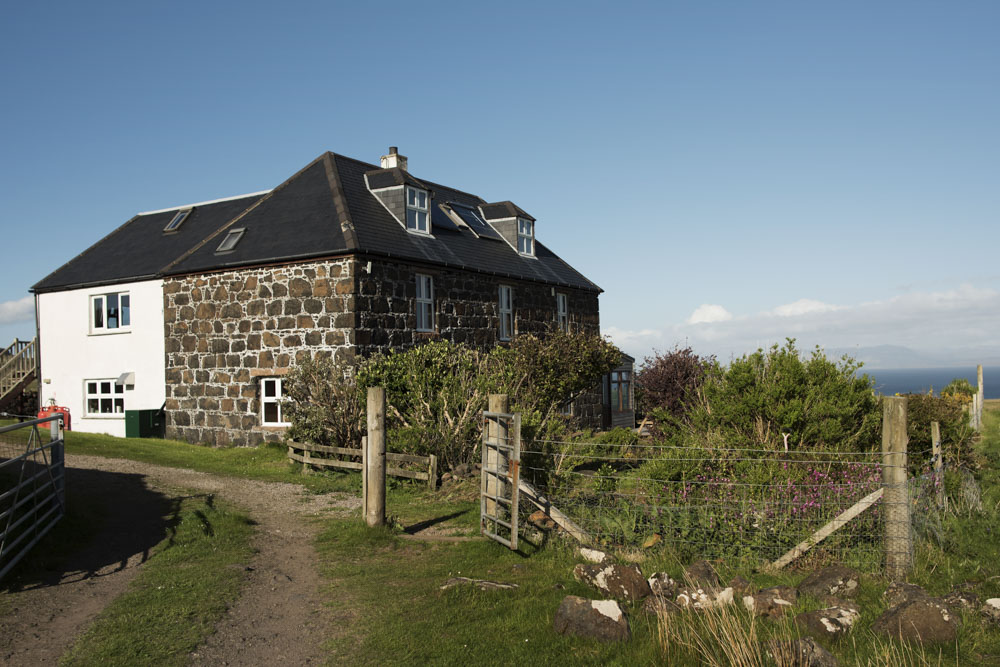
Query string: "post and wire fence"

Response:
xmin=493 ymin=396 xmax=943 ymax=577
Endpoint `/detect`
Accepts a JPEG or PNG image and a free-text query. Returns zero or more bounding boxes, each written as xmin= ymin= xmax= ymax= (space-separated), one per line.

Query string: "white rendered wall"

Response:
xmin=37 ymin=279 xmax=165 ymax=437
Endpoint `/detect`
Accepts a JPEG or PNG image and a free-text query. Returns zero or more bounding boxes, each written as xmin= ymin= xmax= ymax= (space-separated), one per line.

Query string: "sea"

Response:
xmin=861 ymin=367 xmax=997 ymax=399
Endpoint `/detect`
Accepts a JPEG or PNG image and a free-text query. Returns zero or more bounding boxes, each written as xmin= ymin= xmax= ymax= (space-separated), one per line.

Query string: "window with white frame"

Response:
xmin=416 ymin=273 xmax=434 ymax=332
xmin=261 ymin=377 xmax=288 ymax=426
xmin=91 ymin=292 xmax=131 ymax=332
xmin=85 ymin=379 xmax=125 ymax=416
xmin=498 ymin=285 xmax=513 ymax=341
xmin=406 ymin=187 xmax=429 ymax=233
xmin=556 ymin=293 xmax=568 ymax=332
xmin=517 ymin=218 xmax=534 ymax=256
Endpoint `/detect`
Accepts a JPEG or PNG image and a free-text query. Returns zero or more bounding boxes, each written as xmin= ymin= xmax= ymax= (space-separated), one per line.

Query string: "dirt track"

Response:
xmin=1 ymin=455 xmax=360 ymax=665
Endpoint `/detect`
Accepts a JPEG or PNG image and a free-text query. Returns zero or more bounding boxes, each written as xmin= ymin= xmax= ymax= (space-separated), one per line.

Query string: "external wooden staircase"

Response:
xmin=0 ymin=338 xmax=37 ymax=414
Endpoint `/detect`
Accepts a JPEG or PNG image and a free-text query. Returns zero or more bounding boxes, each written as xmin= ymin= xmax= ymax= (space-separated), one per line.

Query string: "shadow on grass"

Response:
xmin=1 ymin=466 xmax=194 ymax=593
xmin=403 ymin=510 xmax=469 ymax=534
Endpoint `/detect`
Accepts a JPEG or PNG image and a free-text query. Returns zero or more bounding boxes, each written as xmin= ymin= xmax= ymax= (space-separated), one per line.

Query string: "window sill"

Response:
xmin=88 ymin=329 xmax=132 ymax=337
xmin=260 ymin=424 xmax=289 ymax=431
xmin=415 ymin=330 xmax=438 ymax=338
xmin=83 ymin=414 xmax=126 ymax=419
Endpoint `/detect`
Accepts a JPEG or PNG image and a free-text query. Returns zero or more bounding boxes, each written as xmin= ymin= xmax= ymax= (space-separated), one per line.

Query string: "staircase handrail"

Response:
xmin=0 ymin=338 xmax=36 ymax=386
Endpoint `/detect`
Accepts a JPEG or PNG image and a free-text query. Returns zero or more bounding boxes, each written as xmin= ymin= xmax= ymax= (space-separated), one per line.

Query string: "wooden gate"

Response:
xmin=480 ymin=411 xmax=520 ymax=550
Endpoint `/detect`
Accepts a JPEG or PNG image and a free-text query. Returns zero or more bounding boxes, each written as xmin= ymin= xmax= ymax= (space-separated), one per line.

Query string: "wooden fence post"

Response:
xmin=365 ymin=388 xmax=386 ymax=527
xmin=427 ymin=454 xmax=437 ymax=490
xmin=486 ymin=395 xmax=509 ymax=517
xmin=931 ymin=421 xmax=945 ymax=511
xmin=976 ymin=364 xmax=985 ymax=432
xmin=882 ymin=396 xmax=911 ymax=580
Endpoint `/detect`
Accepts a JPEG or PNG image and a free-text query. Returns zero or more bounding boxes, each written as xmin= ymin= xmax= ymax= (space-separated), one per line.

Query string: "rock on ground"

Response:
xmin=871 ymin=598 xmax=958 ymax=644
xmin=683 ymin=559 xmax=720 ymax=588
xmin=573 ymin=563 xmax=651 ymax=601
xmin=795 ymin=605 xmax=860 ymax=639
xmin=647 ymin=572 xmax=678 ymax=599
xmin=798 ymin=565 xmax=860 ymax=599
xmin=766 ymin=637 xmax=840 ymax=667
xmin=743 ymin=586 xmax=798 ymax=618
xmin=553 ymin=595 xmax=630 ymax=642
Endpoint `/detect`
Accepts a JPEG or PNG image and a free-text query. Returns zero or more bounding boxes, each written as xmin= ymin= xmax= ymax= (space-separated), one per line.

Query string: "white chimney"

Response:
xmin=380 ymin=146 xmax=408 ymax=170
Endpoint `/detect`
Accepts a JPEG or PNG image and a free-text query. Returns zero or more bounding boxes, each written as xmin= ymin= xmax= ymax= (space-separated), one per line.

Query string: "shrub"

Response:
xmin=282 ymin=354 xmax=364 ymax=448
xmin=635 ymin=346 xmax=714 ymax=419
xmin=941 ymin=377 xmax=976 ymax=399
xmin=683 ymin=339 xmax=880 ymax=452
xmin=901 ymin=393 xmax=976 ymax=468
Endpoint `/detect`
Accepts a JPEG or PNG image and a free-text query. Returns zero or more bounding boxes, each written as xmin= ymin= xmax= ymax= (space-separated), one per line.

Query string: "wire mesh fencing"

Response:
xmin=517 ymin=437 xmax=911 ymax=571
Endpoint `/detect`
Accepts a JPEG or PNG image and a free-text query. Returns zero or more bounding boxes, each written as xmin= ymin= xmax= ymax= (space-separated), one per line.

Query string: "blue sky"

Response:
xmin=2 ymin=1 xmax=997 ymax=367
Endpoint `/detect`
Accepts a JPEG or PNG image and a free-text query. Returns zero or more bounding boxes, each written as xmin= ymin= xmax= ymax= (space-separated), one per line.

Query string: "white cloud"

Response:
xmin=686 ymin=304 xmax=732 ymax=325
xmin=0 ymin=296 xmax=33 ymax=325
xmin=770 ymin=298 xmax=841 ymax=317
xmin=605 ymin=284 xmax=1000 ymax=365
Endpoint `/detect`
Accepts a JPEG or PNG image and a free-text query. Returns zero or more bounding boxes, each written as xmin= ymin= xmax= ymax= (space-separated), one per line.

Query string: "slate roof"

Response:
xmin=32 ymin=151 xmax=601 ymax=294
xmin=480 ymin=201 xmax=535 ymax=222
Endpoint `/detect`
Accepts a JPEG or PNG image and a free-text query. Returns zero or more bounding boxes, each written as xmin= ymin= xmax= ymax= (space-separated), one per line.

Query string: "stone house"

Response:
xmin=32 ymin=147 xmax=632 ymax=445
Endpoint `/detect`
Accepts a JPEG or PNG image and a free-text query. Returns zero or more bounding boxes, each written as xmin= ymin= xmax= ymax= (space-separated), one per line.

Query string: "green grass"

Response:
xmin=60 ymin=496 xmax=255 ymax=666
xmin=62 ymin=427 xmax=359 ymax=495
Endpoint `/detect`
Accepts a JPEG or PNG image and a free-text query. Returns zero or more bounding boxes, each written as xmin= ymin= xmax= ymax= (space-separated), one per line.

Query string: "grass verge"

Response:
xmin=60 ymin=495 xmax=255 ymax=666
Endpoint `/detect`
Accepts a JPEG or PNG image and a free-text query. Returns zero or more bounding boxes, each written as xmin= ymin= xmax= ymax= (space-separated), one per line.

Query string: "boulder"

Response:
xmin=676 ymin=586 xmax=735 ymax=610
xmin=765 ymin=637 xmax=840 ymax=667
xmin=743 ymin=586 xmax=798 ymax=618
xmin=553 ymin=595 xmax=630 ymax=642
xmin=684 ymin=559 xmax=720 ymax=588
xmin=871 ymin=598 xmax=958 ymax=644
xmin=578 ymin=547 xmax=609 ymax=564
xmin=798 ymin=565 xmax=860 ymax=599
xmin=942 ymin=589 xmax=979 ymax=614
xmin=795 ymin=605 xmax=860 ymax=639
xmin=647 ymin=572 xmax=679 ymax=599
xmin=728 ymin=575 xmax=753 ymax=596
xmin=882 ymin=582 xmax=928 ymax=608
xmin=983 ymin=598 xmax=1000 ymax=623
xmin=528 ymin=511 xmax=556 ymax=531
xmin=573 ymin=563 xmax=651 ymax=601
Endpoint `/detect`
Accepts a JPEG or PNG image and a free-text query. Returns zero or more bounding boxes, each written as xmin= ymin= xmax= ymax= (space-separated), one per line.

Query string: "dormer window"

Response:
xmin=163 ymin=208 xmax=191 ymax=233
xmin=406 ymin=187 xmax=429 ymax=234
xmin=517 ymin=218 xmax=534 ymax=256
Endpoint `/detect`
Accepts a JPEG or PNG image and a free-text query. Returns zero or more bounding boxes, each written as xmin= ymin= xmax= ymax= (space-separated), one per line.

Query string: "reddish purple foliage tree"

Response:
xmin=635 ymin=346 xmax=714 ymax=419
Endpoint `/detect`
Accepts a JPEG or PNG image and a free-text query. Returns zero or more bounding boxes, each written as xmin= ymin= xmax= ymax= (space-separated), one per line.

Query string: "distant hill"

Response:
xmin=826 ymin=345 xmax=1000 ymax=369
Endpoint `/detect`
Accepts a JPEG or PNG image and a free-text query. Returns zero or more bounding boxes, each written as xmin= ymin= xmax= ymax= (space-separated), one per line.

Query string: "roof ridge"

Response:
xmin=159 ymin=152 xmax=329 ymax=275
xmin=329 ymin=152 xmax=486 ymax=204
xmin=137 ymin=190 xmax=271 ymax=216
xmin=325 ymin=154 xmax=358 ymax=250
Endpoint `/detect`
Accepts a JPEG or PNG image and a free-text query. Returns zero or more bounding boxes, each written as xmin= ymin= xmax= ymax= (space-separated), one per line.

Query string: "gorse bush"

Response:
xmin=682 ymin=339 xmax=880 ymax=452
xmin=902 ymin=392 xmax=977 ymax=469
xmin=283 ymin=354 xmax=364 ymax=448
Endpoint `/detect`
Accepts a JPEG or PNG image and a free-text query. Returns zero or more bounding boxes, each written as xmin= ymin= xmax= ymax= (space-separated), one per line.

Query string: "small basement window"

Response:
xmin=216 ymin=227 xmax=246 ymax=253
xmin=517 ymin=218 xmax=534 ymax=256
xmin=85 ymin=379 xmax=125 ymax=416
xmin=406 ymin=187 xmax=429 ymax=234
xmin=261 ymin=377 xmax=288 ymax=426
xmin=163 ymin=208 xmax=192 ymax=233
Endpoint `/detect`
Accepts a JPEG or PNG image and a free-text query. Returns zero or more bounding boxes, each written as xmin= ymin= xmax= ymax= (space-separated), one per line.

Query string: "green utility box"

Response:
xmin=125 ymin=409 xmax=165 ymax=438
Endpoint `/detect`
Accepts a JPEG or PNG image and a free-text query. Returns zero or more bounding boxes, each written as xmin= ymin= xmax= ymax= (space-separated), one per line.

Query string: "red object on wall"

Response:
xmin=37 ymin=405 xmax=72 ymax=431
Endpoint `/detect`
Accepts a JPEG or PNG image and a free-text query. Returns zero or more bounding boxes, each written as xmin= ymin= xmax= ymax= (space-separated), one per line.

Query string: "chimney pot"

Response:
xmin=380 ymin=146 xmax=408 ymax=171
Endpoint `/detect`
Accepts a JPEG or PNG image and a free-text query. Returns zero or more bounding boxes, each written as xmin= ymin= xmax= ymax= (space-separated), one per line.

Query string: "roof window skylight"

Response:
xmin=215 ymin=227 xmax=245 ymax=253
xmin=163 ymin=208 xmax=192 ymax=233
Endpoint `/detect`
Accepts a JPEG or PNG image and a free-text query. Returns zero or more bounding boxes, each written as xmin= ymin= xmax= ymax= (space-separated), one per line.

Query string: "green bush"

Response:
xmin=683 ymin=339 xmax=880 ymax=452
xmin=902 ymin=393 xmax=976 ymax=468
xmin=283 ymin=354 xmax=364 ymax=448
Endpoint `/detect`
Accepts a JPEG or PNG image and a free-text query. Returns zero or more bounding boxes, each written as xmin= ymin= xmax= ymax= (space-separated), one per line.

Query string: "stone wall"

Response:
xmin=354 ymin=256 xmax=600 ymax=357
xmin=163 ymin=258 xmax=357 ymax=446
xmin=163 ymin=253 xmax=605 ymax=446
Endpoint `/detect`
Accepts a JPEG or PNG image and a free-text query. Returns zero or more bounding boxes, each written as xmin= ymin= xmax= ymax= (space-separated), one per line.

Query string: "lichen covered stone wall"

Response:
xmin=163 ymin=258 xmax=357 ymax=446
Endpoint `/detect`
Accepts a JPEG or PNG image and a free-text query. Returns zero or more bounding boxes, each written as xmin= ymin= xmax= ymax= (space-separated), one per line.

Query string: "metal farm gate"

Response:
xmin=480 ymin=411 xmax=520 ymax=549
xmin=0 ymin=416 xmax=66 ymax=580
